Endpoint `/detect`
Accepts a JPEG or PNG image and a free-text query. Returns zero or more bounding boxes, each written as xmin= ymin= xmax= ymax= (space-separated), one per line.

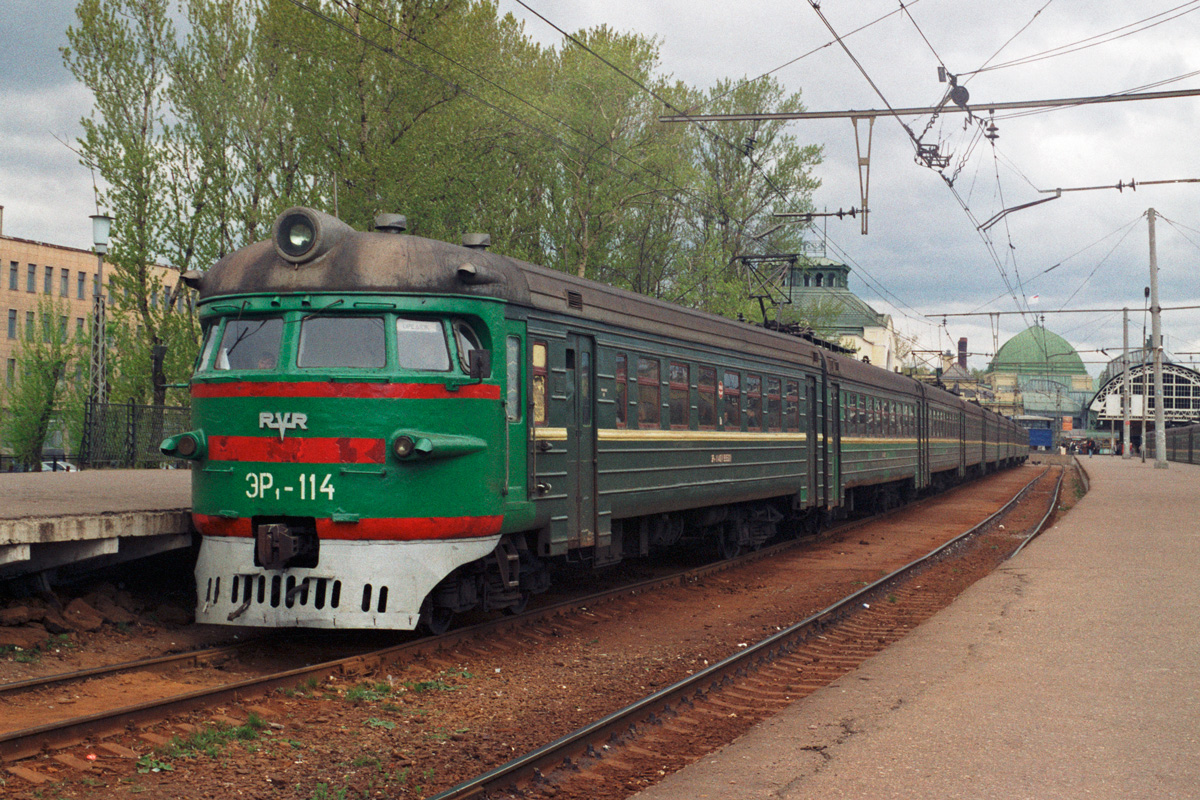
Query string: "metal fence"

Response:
xmin=80 ymin=401 xmax=192 ymax=469
xmin=0 ymin=455 xmax=79 ymax=473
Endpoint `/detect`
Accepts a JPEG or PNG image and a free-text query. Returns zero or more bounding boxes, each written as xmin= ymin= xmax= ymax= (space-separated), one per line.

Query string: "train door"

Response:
xmin=958 ymin=411 xmax=967 ymax=477
xmin=829 ymin=383 xmax=842 ymax=506
xmin=806 ymin=376 xmax=821 ymax=508
xmin=564 ymin=333 xmax=598 ymax=548
xmin=916 ymin=386 xmax=929 ymax=489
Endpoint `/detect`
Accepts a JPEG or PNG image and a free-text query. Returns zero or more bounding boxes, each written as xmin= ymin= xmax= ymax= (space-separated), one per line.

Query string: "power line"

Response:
xmin=658 ymin=86 xmax=1200 ymax=123
xmin=928 ymin=304 xmax=1200 ymax=317
xmin=309 ymin=0 xmax=720 ymax=220
xmin=510 ymin=0 xmax=797 ymax=206
xmin=964 ymin=1 xmax=1200 ymax=77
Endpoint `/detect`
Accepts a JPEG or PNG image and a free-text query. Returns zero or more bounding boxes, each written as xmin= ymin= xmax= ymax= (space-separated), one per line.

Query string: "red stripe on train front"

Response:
xmin=208 ymin=435 xmax=386 ymax=464
xmin=192 ymin=381 xmax=500 ymax=400
xmin=193 ymin=514 xmax=503 ymax=541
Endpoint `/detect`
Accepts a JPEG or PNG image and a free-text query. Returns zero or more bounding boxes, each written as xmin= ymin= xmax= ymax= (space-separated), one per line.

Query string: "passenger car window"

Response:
xmin=396 ymin=318 xmax=451 ymax=371
xmin=637 ymin=358 xmax=660 ymax=428
xmin=723 ymin=371 xmax=741 ymax=429
xmin=506 ymin=336 xmax=521 ymax=421
xmin=615 ymin=354 xmax=628 ymax=427
xmin=299 ymin=316 xmax=386 ymax=368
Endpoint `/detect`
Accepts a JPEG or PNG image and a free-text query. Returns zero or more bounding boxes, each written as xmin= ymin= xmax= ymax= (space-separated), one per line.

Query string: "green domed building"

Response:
xmin=986 ymin=325 xmax=1096 ymax=430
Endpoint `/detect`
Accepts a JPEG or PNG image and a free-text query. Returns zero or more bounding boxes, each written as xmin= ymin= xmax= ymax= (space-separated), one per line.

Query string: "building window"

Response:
xmin=668 ymin=362 xmax=689 ymax=429
xmin=44 ymin=265 xmax=53 ymax=294
xmin=637 ymin=357 xmax=660 ymax=428
xmin=7 ymin=309 xmax=15 ymax=339
xmin=77 ymin=272 xmax=86 ymax=299
xmin=615 ymin=354 xmax=628 ymax=427
xmin=723 ymin=370 xmax=741 ymax=429
xmin=8 ymin=262 xmax=16 ymax=290
xmin=27 ymin=264 xmax=36 ymax=292
xmin=61 ymin=268 xmax=69 ymax=297
xmin=76 ymin=317 xmax=84 ymax=334
xmin=25 ymin=310 xmax=34 ymax=337
xmin=6 ymin=358 xmax=14 ymax=388
xmin=698 ymin=366 xmax=718 ymax=428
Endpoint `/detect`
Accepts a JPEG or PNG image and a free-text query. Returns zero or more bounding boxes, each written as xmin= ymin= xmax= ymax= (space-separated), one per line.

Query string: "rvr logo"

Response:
xmin=259 ymin=412 xmax=308 ymax=441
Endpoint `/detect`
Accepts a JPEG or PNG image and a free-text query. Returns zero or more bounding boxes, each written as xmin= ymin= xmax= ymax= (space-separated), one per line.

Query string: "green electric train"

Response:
xmin=163 ymin=207 xmax=1027 ymax=632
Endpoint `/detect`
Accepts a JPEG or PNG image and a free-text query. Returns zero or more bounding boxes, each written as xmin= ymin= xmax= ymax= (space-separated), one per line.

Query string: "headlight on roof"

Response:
xmin=272 ymin=207 xmax=354 ymax=264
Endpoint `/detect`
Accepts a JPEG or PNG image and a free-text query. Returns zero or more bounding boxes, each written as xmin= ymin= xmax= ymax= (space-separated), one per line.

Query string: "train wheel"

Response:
xmin=422 ymin=607 xmax=455 ymax=636
xmin=502 ymin=592 xmax=530 ymax=616
xmin=719 ymin=526 xmax=743 ymax=560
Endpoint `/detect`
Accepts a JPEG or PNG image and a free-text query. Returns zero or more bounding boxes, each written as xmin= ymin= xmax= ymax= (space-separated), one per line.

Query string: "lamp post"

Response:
xmin=83 ymin=213 xmax=112 ymax=466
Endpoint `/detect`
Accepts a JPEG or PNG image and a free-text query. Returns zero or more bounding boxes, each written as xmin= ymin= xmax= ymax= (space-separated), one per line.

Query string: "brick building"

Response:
xmin=1 ymin=206 xmax=180 ymax=458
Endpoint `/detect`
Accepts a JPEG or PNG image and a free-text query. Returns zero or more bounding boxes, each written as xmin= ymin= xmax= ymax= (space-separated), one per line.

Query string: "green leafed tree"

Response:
xmin=0 ymin=299 xmax=84 ymax=469
xmin=679 ymin=77 xmax=823 ymax=319
xmin=63 ymin=0 xmax=187 ymax=406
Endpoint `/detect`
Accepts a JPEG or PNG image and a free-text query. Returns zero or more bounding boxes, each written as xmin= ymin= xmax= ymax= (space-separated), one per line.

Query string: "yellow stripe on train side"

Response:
xmin=533 ymin=428 xmax=809 ymax=443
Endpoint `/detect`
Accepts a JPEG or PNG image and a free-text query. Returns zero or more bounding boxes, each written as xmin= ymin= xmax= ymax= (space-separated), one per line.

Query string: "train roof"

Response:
xmin=193 ymin=208 xmax=1011 ymax=423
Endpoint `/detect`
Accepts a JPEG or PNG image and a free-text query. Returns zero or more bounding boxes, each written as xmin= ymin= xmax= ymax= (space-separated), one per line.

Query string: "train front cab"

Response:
xmin=176 ymin=294 xmax=537 ymax=631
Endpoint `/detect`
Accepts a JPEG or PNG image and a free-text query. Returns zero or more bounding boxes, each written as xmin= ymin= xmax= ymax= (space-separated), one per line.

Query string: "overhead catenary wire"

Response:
xmin=962 ymin=1 xmax=1200 ymax=77
xmin=510 ymin=0 xmax=797 ymax=207
xmin=309 ymin=0 xmax=724 ymax=223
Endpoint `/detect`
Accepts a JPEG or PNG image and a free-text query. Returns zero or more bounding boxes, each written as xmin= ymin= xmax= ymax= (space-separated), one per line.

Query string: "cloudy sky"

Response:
xmin=4 ymin=1 xmax=1200 ymax=373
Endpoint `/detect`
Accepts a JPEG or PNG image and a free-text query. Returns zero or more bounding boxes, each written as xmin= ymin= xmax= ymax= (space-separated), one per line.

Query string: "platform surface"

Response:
xmin=0 ymin=469 xmax=190 ymax=520
xmin=0 ymin=470 xmax=192 ymax=579
xmin=634 ymin=456 xmax=1200 ymax=800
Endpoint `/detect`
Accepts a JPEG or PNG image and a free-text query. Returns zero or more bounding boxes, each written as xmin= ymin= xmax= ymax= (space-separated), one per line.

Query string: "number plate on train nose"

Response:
xmin=245 ymin=471 xmax=336 ymax=501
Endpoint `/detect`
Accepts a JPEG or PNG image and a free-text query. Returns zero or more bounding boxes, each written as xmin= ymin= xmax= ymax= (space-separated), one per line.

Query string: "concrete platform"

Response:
xmin=635 ymin=456 xmax=1200 ymax=800
xmin=0 ymin=470 xmax=192 ymax=580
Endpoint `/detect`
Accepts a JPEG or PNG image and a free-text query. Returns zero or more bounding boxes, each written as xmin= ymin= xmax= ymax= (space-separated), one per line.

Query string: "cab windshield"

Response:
xmin=298 ymin=316 xmax=386 ymax=368
xmin=396 ymin=317 xmax=451 ymax=371
xmin=206 ymin=318 xmax=283 ymax=372
xmin=196 ymin=312 xmax=485 ymax=374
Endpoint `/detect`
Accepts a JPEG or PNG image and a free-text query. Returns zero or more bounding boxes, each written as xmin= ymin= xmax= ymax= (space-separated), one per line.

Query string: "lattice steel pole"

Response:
xmin=84 ymin=214 xmax=113 ymax=466
xmin=1148 ymin=209 xmax=1168 ymax=469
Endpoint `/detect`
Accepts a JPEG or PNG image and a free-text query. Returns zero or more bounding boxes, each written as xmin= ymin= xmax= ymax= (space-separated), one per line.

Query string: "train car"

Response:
xmin=163 ymin=207 xmax=1025 ymax=633
xmin=1165 ymin=423 xmax=1200 ymax=464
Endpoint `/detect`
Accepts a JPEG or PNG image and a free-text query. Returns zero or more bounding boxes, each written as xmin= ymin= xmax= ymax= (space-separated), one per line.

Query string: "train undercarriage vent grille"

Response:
xmin=229 ymin=574 xmax=343 ymax=611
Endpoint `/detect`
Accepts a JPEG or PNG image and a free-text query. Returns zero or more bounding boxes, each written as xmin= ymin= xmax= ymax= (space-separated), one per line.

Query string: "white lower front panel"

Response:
xmin=194 ymin=535 xmax=501 ymax=630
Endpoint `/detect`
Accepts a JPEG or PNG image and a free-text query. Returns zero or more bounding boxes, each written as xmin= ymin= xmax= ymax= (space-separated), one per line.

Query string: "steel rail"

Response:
xmin=0 ymin=639 xmax=266 ymax=698
xmin=0 ymin=510 xmax=869 ymax=762
xmin=1011 ymin=466 xmax=1065 ymax=560
xmin=0 ymin=468 xmax=1029 ymax=764
xmin=427 ymin=466 xmax=1050 ymax=800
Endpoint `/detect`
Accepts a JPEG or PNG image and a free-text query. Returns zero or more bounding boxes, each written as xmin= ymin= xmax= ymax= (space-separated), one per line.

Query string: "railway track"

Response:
xmin=0 ymin=467 xmax=1063 ymax=789
xmin=0 ymin=511 xmax=880 ymax=764
xmin=428 ymin=465 xmax=1064 ymax=800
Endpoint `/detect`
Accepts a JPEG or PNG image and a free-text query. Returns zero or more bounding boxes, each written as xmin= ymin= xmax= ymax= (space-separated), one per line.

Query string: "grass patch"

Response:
xmin=365 ymin=718 xmax=396 ymax=730
xmin=346 ymin=682 xmax=393 ymax=703
xmin=158 ymin=713 xmax=267 ymax=762
xmin=136 ymin=756 xmax=174 ymax=774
